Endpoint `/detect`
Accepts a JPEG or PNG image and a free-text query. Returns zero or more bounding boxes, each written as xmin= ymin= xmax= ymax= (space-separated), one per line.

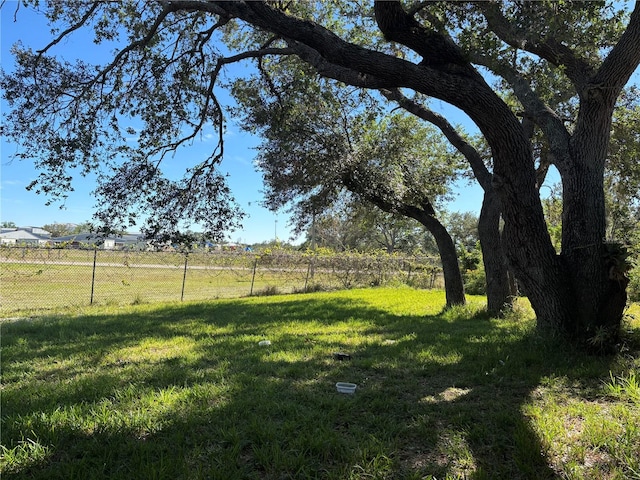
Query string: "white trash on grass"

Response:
xmin=336 ymin=382 xmax=357 ymax=394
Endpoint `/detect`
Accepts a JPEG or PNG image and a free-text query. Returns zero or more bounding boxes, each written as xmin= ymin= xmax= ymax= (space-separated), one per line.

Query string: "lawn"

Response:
xmin=1 ymin=248 xmax=431 ymax=311
xmin=0 ymin=260 xmax=306 ymax=310
xmin=1 ymin=288 xmax=639 ymax=479
xmin=0 ymin=252 xmax=303 ymax=310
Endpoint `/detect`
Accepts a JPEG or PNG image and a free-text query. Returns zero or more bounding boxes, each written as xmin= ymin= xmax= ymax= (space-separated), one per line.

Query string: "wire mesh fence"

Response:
xmin=0 ymin=246 xmax=443 ymax=313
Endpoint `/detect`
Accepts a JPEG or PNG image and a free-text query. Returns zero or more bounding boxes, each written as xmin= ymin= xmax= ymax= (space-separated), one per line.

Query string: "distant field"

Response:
xmin=0 ymin=248 xmax=442 ymax=314
xmin=1 ymin=261 xmax=268 ymax=308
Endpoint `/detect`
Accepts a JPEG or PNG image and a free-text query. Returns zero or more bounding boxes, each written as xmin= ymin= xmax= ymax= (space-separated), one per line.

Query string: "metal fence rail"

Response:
xmin=0 ymin=246 xmax=442 ymax=313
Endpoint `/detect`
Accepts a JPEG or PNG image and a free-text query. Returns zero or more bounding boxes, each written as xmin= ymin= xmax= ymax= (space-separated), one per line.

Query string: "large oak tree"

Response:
xmin=2 ymin=1 xmax=639 ymax=349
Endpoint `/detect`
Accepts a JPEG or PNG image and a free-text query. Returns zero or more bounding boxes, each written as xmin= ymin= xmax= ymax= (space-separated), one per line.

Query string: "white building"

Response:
xmin=0 ymin=227 xmax=51 ymax=246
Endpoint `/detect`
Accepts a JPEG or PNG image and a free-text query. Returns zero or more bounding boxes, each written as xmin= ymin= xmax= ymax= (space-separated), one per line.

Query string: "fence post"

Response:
xmin=304 ymin=252 xmax=317 ymax=292
xmin=250 ymin=257 xmax=258 ymax=296
xmin=90 ymin=248 xmax=97 ymax=305
xmin=181 ymin=253 xmax=188 ymax=301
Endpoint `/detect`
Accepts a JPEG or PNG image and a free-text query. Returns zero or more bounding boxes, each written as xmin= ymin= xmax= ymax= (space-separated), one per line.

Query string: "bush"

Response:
xmin=463 ymin=267 xmax=486 ymax=295
xmin=458 ymin=243 xmax=486 ymax=295
xmin=629 ymin=263 xmax=640 ymax=302
xmin=293 ymin=283 xmax=327 ymax=294
xmin=254 ymin=285 xmax=280 ymax=296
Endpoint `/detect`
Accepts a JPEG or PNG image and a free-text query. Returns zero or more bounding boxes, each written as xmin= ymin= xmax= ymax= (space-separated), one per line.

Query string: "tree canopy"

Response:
xmin=231 ymin=68 xmax=464 ymax=231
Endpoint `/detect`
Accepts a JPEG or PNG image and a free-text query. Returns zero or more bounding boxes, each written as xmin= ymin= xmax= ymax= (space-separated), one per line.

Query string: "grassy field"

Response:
xmin=0 ymin=249 xmax=303 ymax=311
xmin=0 ymin=260 xmax=310 ymax=311
xmin=2 ymin=288 xmax=639 ymax=479
xmin=1 ymin=249 xmax=437 ymax=312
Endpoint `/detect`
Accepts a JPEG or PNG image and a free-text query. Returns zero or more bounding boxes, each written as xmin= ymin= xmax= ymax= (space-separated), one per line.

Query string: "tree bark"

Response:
xmin=483 ymin=103 xmax=576 ymax=336
xmin=414 ymin=212 xmax=466 ymax=308
xmin=478 ymin=188 xmax=514 ymax=316
xmin=556 ymin=92 xmax=629 ymax=347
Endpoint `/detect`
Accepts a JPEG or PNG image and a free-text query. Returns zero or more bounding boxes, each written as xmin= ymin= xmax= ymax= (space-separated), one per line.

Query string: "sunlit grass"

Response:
xmin=2 ymin=288 xmax=639 ymax=479
xmin=0 ymin=261 xmax=303 ymax=311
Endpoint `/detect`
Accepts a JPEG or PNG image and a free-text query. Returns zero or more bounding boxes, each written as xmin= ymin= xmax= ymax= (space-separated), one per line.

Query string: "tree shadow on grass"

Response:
xmin=1 ymin=293 xmax=622 ymax=479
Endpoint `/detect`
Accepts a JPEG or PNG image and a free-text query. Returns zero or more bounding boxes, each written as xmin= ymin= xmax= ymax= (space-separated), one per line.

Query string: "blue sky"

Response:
xmin=1 ymin=5 xmax=292 ymax=244
xmin=0 ymin=3 xmax=536 ymax=244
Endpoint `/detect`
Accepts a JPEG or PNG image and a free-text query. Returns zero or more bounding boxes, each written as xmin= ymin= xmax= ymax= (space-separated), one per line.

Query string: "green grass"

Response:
xmin=0 ymin=260 xmax=361 ymax=311
xmin=1 ymin=249 xmax=430 ymax=312
xmin=2 ymin=288 xmax=639 ymax=479
xmin=0 ymin=260 xmax=303 ymax=311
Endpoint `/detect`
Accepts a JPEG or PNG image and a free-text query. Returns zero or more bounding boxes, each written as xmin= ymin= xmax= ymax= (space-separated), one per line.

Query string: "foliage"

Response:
xmin=41 ymin=221 xmax=95 ymax=237
xmin=605 ymin=89 xmax=640 ymax=304
xmin=629 ymin=263 xmax=640 ymax=302
xmin=302 ymin=197 xmax=372 ymax=252
xmin=231 ymin=61 xmax=464 ymax=238
xmin=1 ymin=2 xmax=243 ymax=242
xmin=443 ymin=211 xmax=480 ymax=253
xmin=462 ymin=268 xmax=487 ymax=296
xmin=302 ymin=196 xmax=435 ymax=255
xmin=541 ymin=184 xmax=563 ymax=254
xmin=458 ymin=243 xmax=487 ymax=296
xmin=230 ymin=58 xmax=468 ymax=303
xmin=607 ymin=88 xmax=640 ymax=244
xmin=439 ymin=210 xmax=485 ymax=296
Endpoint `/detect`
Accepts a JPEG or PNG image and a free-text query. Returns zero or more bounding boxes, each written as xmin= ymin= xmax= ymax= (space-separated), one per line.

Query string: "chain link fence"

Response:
xmin=0 ymin=246 xmax=442 ymax=313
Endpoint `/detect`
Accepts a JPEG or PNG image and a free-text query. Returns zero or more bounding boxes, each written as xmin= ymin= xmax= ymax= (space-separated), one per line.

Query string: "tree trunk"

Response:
xmin=558 ymin=99 xmax=628 ymax=349
xmin=354 ymin=189 xmax=466 ymax=308
xmin=478 ymin=188 xmax=514 ymax=316
xmin=483 ymin=105 xmax=577 ymax=338
xmin=414 ymin=212 xmax=466 ymax=307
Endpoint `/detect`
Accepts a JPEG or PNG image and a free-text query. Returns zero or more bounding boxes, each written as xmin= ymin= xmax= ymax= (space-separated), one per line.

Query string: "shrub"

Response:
xmin=293 ymin=283 xmax=327 ymax=294
xmin=254 ymin=285 xmax=280 ymax=296
xmin=463 ymin=266 xmax=487 ymax=295
xmin=629 ymin=263 xmax=640 ymax=302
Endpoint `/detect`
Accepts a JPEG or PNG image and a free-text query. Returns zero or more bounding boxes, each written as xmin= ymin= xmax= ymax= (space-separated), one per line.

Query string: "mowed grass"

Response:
xmin=1 ymin=251 xmax=396 ymax=312
xmin=1 ymin=261 xmax=317 ymax=311
xmin=1 ymin=288 xmax=639 ymax=479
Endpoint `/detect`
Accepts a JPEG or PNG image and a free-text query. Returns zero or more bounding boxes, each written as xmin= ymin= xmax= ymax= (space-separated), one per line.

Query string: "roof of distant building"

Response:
xmin=0 ymin=227 xmax=51 ymax=240
xmin=51 ymin=232 xmax=145 ymax=243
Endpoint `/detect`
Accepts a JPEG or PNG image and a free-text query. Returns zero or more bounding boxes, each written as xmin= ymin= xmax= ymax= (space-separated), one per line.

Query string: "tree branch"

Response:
xmin=168 ymin=44 xmax=296 ymax=171
xmin=373 ymin=0 xmax=477 ymax=79
xmin=176 ymin=0 xmax=522 ymax=144
xmin=469 ymin=52 xmax=572 ymax=172
xmin=477 ymin=1 xmax=596 ymax=90
xmin=43 ymin=3 xmax=180 ymax=95
xmin=287 ymin=40 xmax=398 ymax=89
xmin=36 ymin=3 xmax=100 ymax=58
xmin=379 ymin=88 xmax=493 ymax=192
xmin=592 ymin=3 xmax=640 ymax=95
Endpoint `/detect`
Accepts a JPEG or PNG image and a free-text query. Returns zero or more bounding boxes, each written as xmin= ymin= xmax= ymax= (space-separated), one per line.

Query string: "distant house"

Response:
xmin=0 ymin=227 xmax=51 ymax=246
xmin=210 ymin=242 xmax=245 ymax=251
xmin=51 ymin=232 xmax=146 ymax=250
